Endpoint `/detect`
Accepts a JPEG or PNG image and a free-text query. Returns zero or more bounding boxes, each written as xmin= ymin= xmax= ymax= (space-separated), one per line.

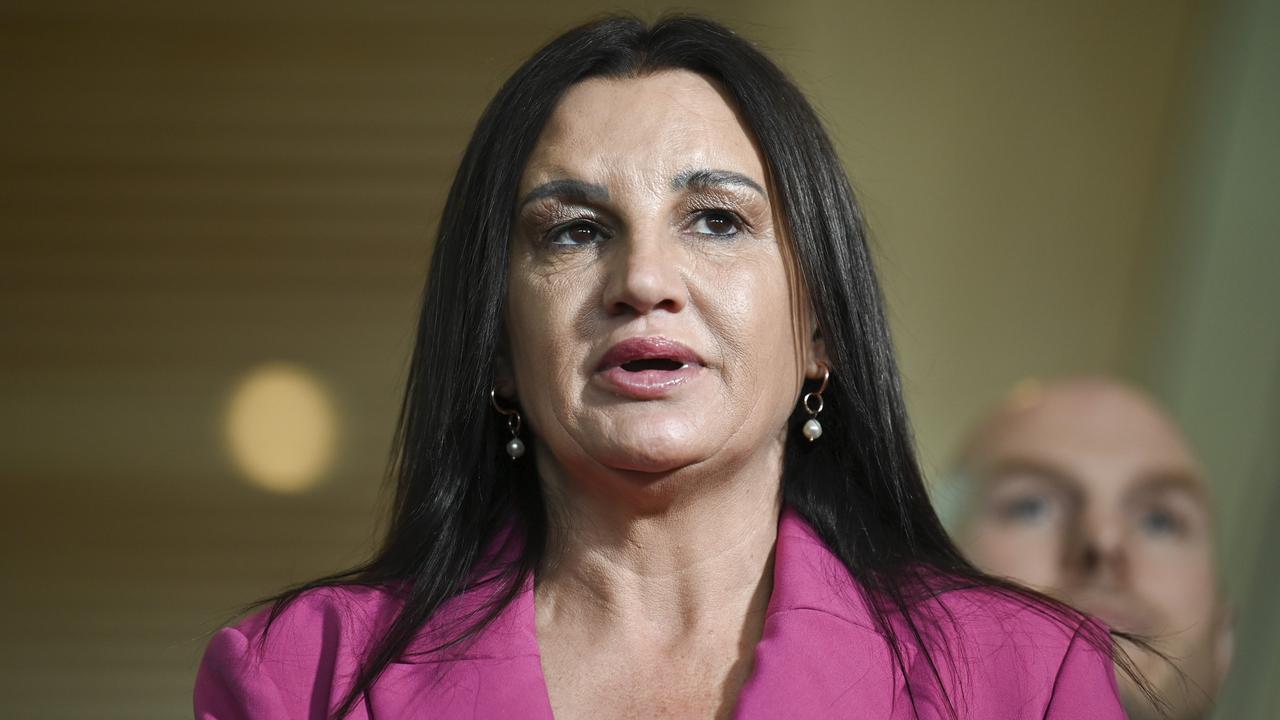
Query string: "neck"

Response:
xmin=533 ymin=440 xmax=784 ymax=645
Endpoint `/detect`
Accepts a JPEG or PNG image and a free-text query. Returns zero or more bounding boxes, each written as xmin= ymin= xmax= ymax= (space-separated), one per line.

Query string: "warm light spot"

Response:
xmin=1005 ymin=378 xmax=1045 ymax=413
xmin=224 ymin=362 xmax=337 ymax=494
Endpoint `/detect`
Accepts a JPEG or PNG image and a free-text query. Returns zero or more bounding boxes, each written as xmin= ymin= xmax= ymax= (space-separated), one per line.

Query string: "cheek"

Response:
xmin=1131 ymin=543 xmax=1219 ymax=623
xmin=966 ymin=524 xmax=1063 ymax=589
xmin=696 ymin=253 xmax=802 ymax=395
xmin=505 ymin=264 xmax=595 ymax=416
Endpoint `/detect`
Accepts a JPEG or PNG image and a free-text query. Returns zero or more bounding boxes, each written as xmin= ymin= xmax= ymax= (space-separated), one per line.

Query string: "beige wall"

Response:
xmin=3 ymin=1 xmax=1250 ymax=717
xmin=762 ymin=1 xmax=1197 ymax=477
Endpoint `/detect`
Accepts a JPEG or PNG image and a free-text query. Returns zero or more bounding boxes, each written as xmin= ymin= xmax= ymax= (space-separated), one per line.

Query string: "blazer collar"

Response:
xmin=389 ymin=507 xmax=900 ymax=717
xmin=406 ymin=508 xmax=872 ymax=654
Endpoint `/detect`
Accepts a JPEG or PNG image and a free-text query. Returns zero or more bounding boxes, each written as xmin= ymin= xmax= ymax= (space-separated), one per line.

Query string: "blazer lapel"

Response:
xmin=369 ymin=532 xmax=555 ymax=719
xmin=732 ymin=508 xmax=906 ymax=718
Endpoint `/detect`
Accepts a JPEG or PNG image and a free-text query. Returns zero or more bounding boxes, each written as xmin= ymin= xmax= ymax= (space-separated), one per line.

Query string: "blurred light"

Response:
xmin=1005 ymin=378 xmax=1045 ymax=412
xmin=224 ymin=362 xmax=337 ymax=494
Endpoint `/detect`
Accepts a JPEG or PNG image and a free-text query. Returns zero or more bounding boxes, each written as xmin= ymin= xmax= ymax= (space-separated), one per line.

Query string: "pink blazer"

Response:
xmin=195 ymin=508 xmax=1125 ymax=718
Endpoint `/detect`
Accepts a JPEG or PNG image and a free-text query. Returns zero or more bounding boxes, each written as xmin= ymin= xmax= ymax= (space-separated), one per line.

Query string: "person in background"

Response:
xmin=943 ymin=377 xmax=1234 ymax=720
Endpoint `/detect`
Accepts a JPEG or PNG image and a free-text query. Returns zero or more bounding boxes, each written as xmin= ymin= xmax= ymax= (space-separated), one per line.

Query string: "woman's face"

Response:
xmin=505 ymin=69 xmax=820 ymax=490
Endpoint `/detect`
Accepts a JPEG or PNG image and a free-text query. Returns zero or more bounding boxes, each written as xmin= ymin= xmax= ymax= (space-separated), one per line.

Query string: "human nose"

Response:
xmin=1062 ymin=506 xmax=1129 ymax=588
xmin=601 ymin=227 xmax=687 ymax=317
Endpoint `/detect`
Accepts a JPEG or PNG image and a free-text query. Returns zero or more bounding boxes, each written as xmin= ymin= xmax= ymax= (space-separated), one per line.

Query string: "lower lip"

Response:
xmin=596 ymin=364 xmax=702 ymax=399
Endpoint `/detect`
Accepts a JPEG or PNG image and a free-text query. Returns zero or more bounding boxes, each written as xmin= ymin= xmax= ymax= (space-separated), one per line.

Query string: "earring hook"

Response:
xmin=814 ymin=363 xmax=830 ymax=395
xmin=490 ymin=387 xmax=519 ymax=416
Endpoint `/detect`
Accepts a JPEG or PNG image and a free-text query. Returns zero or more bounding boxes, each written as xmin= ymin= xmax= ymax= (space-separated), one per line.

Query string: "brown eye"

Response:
xmin=550 ymin=221 xmax=606 ymax=246
xmin=692 ymin=210 xmax=740 ymax=237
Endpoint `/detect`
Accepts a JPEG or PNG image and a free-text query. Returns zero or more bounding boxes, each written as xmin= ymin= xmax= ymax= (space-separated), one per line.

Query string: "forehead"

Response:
xmin=973 ymin=386 xmax=1206 ymax=500
xmin=519 ymin=69 xmax=766 ymax=194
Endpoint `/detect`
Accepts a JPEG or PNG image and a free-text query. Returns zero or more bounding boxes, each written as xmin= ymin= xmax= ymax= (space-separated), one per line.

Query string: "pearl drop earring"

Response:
xmin=490 ymin=387 xmax=526 ymax=459
xmin=801 ymin=364 xmax=829 ymax=442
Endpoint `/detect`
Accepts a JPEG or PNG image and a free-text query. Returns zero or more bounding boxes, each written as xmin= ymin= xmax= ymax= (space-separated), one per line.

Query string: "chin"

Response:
xmin=1116 ymin=641 xmax=1214 ymax=720
xmin=591 ymin=416 xmax=715 ymax=474
xmin=597 ymin=438 xmax=708 ymax=475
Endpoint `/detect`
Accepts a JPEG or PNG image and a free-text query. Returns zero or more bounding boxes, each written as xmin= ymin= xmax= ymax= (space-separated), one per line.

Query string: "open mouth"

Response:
xmin=595 ymin=336 xmax=705 ymax=399
xmin=596 ymin=336 xmax=704 ymax=372
xmin=620 ymin=358 xmax=686 ymax=372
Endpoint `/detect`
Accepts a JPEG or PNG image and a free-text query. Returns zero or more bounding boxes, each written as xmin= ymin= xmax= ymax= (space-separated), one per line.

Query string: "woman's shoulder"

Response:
xmin=902 ymin=583 xmax=1125 ymax=718
xmin=241 ymin=583 xmax=403 ymax=642
xmin=215 ymin=583 xmax=406 ymax=663
xmin=194 ymin=584 xmax=405 ymax=719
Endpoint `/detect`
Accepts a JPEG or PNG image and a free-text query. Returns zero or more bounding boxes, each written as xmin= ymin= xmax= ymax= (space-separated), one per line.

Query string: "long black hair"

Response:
xmin=258 ymin=14 xmax=1152 ymax=719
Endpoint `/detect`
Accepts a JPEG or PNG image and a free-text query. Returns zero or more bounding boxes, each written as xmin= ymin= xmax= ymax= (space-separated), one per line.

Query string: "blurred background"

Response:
xmin=1 ymin=0 xmax=1276 ymax=717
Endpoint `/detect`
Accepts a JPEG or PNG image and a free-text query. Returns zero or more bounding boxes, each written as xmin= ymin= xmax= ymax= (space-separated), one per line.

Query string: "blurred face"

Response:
xmin=959 ymin=383 xmax=1230 ymax=720
xmin=504 ymin=70 xmax=819 ymax=500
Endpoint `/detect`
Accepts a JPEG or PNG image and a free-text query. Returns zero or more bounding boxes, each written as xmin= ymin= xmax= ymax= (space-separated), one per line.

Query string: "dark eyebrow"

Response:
xmin=671 ymin=168 xmax=766 ymax=198
xmin=519 ymin=179 xmax=609 ymax=209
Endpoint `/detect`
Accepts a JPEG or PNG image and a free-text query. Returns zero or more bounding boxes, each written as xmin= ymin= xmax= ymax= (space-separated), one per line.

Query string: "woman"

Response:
xmin=196 ymin=14 xmax=1136 ymax=719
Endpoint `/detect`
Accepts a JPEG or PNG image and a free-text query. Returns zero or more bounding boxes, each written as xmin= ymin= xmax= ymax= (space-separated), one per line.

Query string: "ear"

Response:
xmin=804 ymin=325 xmax=830 ymax=380
xmin=492 ymin=341 xmax=519 ymax=401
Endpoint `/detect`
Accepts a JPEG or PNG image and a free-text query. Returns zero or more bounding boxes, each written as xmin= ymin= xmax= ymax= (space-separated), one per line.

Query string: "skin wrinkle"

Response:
xmin=500 ymin=70 xmax=826 ymax=719
xmin=671 ymin=168 xmax=767 ymax=197
xmin=520 ymin=178 xmax=611 ymax=209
